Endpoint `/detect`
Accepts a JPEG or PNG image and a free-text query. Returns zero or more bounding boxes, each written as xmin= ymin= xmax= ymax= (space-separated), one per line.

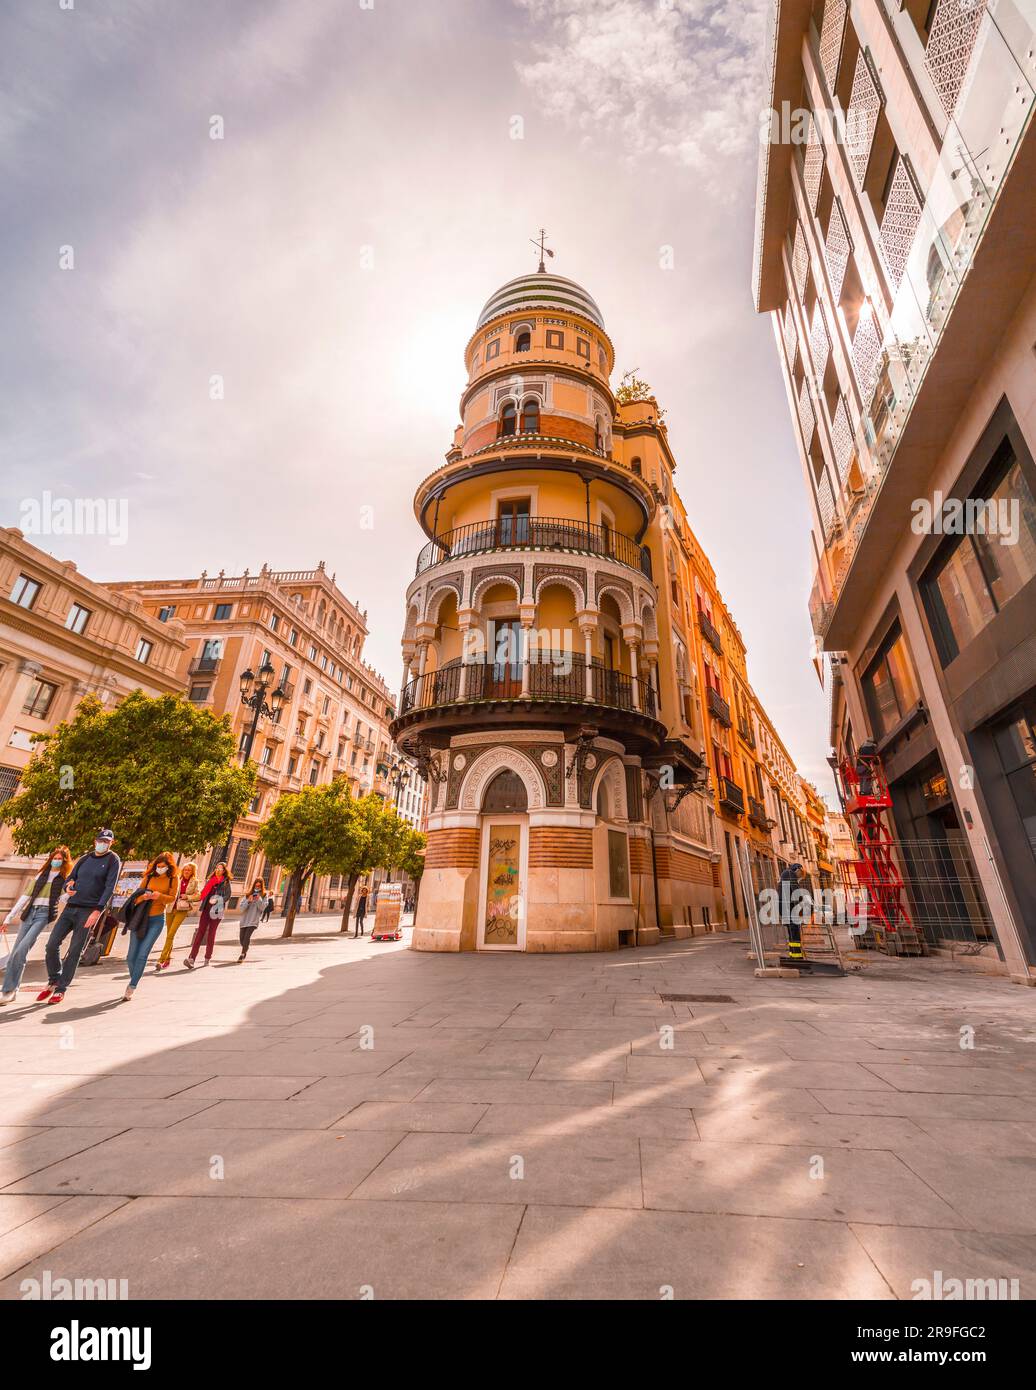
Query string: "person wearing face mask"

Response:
xmin=121 ymin=851 xmax=179 ymax=1001
xmin=155 ymin=861 xmax=199 ymax=971
xmin=0 ymin=846 xmax=72 ymax=1004
xmin=38 ymin=830 xmax=122 ymax=1005
xmin=184 ymin=862 xmax=231 ymax=968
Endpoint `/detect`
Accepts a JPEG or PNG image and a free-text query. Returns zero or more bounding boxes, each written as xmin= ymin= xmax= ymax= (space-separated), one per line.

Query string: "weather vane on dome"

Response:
xmin=530 ymin=228 xmax=554 ymax=274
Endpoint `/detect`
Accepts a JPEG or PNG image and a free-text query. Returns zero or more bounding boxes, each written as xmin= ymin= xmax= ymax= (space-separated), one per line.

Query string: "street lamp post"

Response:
xmin=218 ymin=660 xmax=286 ymax=867
xmin=388 ymin=757 xmax=412 ymax=809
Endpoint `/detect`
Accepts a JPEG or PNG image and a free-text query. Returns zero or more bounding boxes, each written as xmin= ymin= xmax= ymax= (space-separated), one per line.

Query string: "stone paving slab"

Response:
xmin=0 ymin=1197 xmax=523 ymax=1300
xmin=1 ymin=918 xmax=1035 ymax=1298
xmin=498 ymin=1206 xmax=893 ymax=1300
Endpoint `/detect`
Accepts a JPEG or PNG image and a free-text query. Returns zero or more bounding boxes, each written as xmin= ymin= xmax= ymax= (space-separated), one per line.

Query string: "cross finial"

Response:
xmin=530 ymin=228 xmax=554 ymax=273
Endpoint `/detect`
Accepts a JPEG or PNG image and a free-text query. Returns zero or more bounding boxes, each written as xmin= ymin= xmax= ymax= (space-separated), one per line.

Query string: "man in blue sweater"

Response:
xmin=38 ymin=829 xmax=122 ymax=1005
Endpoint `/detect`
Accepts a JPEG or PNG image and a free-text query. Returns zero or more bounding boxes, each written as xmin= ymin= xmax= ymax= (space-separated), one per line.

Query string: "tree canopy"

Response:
xmin=256 ymin=784 xmax=425 ymax=935
xmin=0 ymin=692 xmax=255 ymax=861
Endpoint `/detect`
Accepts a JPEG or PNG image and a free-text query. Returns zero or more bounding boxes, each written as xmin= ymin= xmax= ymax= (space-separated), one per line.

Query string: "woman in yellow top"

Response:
xmin=123 ymin=852 xmax=179 ymax=1000
xmin=155 ymin=862 xmax=199 ymax=971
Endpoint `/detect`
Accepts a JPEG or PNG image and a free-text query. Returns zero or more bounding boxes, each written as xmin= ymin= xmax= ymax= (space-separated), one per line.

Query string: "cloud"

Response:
xmin=513 ymin=0 xmax=770 ymax=189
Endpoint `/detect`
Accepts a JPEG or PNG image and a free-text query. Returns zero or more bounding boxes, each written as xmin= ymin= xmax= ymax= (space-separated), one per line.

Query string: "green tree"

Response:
xmin=255 ymin=780 xmax=354 ymax=938
xmin=0 ymin=692 xmax=254 ymax=861
xmin=615 ymin=368 xmax=667 ymax=421
xmin=319 ymin=793 xmax=424 ymax=933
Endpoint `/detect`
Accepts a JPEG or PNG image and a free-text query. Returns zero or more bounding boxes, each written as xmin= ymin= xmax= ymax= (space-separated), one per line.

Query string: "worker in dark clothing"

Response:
xmin=855 ymin=740 xmax=879 ymax=799
xmin=778 ymin=862 xmax=806 ymax=964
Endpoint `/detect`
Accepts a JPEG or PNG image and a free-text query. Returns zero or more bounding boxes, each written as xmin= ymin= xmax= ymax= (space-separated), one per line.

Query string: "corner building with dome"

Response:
xmin=390 ymin=267 xmax=815 ymax=952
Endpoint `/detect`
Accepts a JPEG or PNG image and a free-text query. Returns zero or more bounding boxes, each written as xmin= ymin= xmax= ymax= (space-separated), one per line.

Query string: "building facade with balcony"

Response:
xmin=391 ymin=268 xmax=814 ymax=951
xmin=108 ymin=563 xmax=395 ymax=913
xmin=754 ymin=0 xmax=1036 ymax=980
xmin=0 ymin=528 xmax=187 ymax=904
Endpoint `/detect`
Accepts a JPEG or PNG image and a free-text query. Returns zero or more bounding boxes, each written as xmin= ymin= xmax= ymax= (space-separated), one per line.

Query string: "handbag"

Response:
xmin=208 ymin=893 xmax=226 ymax=921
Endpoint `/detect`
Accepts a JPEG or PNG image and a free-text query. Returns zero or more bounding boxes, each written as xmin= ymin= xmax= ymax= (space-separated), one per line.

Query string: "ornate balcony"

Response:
xmin=392 ymin=654 xmax=663 ymax=749
xmin=415 ymin=517 xmax=653 ymax=580
xmin=718 ymin=777 xmax=745 ymax=816
xmin=698 ymin=610 xmax=723 ymax=655
xmin=748 ymin=796 xmax=770 ymax=830
xmin=706 ymin=686 xmax=732 ymax=728
xmin=188 ymin=655 xmax=221 ymax=676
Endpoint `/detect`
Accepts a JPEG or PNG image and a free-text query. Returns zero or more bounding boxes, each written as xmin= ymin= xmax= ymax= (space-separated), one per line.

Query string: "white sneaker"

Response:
xmin=0 ymin=991 xmax=15 ymax=1005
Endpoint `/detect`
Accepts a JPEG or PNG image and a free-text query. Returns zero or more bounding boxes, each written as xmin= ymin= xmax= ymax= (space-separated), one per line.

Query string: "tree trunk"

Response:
xmin=339 ymin=873 xmax=360 ymax=932
xmin=281 ymin=867 xmax=309 ymax=938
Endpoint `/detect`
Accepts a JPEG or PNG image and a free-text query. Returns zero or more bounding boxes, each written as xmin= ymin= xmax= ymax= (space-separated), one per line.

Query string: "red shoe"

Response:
xmin=35 ymin=988 xmax=53 ymax=1002
xmin=47 ymin=992 xmax=65 ymax=1005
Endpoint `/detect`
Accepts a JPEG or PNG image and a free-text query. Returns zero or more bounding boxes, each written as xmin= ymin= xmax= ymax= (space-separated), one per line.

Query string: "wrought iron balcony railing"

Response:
xmin=188 ymin=655 xmax=221 ymax=675
xmin=718 ymin=777 xmax=745 ymax=815
xmin=397 ymin=654 xmax=658 ymax=722
xmin=738 ymin=718 xmax=756 ymax=748
xmin=698 ymin=611 xmax=723 ymax=655
xmin=748 ymin=796 xmax=770 ymax=830
xmin=415 ymin=517 xmax=653 ymax=580
xmin=706 ymin=686 xmax=732 ymax=727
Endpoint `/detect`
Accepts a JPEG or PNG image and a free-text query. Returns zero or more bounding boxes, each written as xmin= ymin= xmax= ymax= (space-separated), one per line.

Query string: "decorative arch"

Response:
xmin=425 ymin=581 xmax=462 ymax=625
xmin=596 ymin=582 xmax=635 ymax=626
xmin=533 ymin=572 xmax=585 ymax=610
xmin=459 ymin=745 xmax=546 ymax=812
xmin=403 ymin=603 xmax=421 ymax=640
xmin=470 ymin=571 xmax=522 ymax=611
xmin=640 ymin=598 xmax=658 ymax=641
xmin=591 ymin=756 xmax=629 ymax=823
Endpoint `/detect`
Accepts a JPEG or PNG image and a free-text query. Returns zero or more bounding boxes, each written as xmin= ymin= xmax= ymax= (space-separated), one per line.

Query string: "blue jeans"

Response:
xmin=45 ymin=904 xmax=99 ymax=991
xmin=2 ymin=904 xmax=51 ymax=993
xmin=125 ymin=913 xmax=165 ymax=988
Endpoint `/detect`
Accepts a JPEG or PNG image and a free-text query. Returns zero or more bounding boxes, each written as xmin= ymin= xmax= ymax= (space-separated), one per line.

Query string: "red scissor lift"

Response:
xmin=835 ymin=750 xmax=927 ymax=957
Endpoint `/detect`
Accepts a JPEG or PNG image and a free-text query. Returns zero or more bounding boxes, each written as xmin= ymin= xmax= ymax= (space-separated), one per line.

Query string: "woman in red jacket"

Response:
xmin=184 ymin=863 xmax=231 ymax=968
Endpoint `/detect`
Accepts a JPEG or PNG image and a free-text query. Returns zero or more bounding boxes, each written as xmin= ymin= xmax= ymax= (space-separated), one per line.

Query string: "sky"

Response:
xmin=0 ymin=0 xmax=835 ymax=799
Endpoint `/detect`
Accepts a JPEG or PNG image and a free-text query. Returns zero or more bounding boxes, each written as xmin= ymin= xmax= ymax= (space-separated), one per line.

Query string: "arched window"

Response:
xmin=596 ymin=783 xmax=610 ymax=820
xmin=630 ymin=457 xmax=642 ymax=476
xmin=515 ymin=331 xmax=531 ymax=353
xmin=520 ymin=398 xmax=539 ymax=434
xmin=594 ymin=418 xmax=604 ymax=451
xmin=482 ymin=769 xmax=528 ymax=813
xmin=499 ymin=402 xmax=517 ymax=438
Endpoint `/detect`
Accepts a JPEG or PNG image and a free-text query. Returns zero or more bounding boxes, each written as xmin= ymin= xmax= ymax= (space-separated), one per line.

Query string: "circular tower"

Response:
xmin=391 ymin=267 xmax=667 ymax=952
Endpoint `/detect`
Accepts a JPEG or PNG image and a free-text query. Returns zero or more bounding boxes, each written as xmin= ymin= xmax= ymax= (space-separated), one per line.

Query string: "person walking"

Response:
xmin=354 ymin=888 xmax=368 ymax=938
xmin=261 ymin=893 xmax=274 ymax=923
xmin=0 ymin=847 xmax=72 ymax=1004
xmin=184 ymin=863 xmax=231 ymax=968
xmin=121 ymin=851 xmax=178 ymax=1001
xmin=38 ymin=830 xmax=121 ymax=1005
xmin=155 ymin=862 xmax=199 ymax=971
xmin=237 ymin=878 xmax=266 ymax=962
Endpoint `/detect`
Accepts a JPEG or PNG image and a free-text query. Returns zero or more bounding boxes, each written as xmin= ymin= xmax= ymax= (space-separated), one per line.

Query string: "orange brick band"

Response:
xmin=528 ymin=826 xmax=593 ymax=868
xmin=655 ymin=846 xmax=714 ymax=886
xmin=423 ymin=828 xmax=480 ymax=869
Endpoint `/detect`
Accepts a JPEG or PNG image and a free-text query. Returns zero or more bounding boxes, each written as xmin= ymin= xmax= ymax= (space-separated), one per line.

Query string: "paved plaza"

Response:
xmin=0 ymin=921 xmax=1034 ymax=1300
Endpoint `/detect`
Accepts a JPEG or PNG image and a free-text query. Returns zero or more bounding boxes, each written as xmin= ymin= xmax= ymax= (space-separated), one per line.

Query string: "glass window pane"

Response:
xmin=933 ymin=539 xmax=996 ymax=650
xmin=885 ymin=633 xmax=919 ymax=712
xmin=866 ymin=657 xmax=900 ymax=737
xmin=973 ymin=460 xmax=1036 ymax=609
